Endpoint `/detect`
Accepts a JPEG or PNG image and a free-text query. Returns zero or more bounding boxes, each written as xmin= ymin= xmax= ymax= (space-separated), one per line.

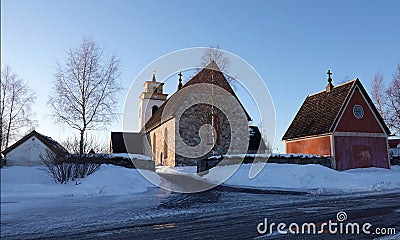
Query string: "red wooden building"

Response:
xmin=282 ymin=71 xmax=391 ymax=170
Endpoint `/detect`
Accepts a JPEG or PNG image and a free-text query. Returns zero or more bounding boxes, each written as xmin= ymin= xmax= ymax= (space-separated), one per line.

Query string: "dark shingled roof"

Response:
xmin=145 ymin=61 xmax=251 ymax=132
xmin=2 ymin=130 xmax=68 ymax=155
xmin=110 ymin=132 xmax=144 ymax=154
xmin=282 ymin=79 xmax=390 ymax=141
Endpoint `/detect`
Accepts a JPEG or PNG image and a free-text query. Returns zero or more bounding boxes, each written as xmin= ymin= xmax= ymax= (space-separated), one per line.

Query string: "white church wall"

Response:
xmin=138 ymin=98 xmax=166 ymax=131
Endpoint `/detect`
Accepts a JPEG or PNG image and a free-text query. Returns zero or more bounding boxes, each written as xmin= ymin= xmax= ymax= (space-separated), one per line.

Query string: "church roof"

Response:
xmin=2 ymin=130 xmax=68 ymax=155
xmin=282 ymin=79 xmax=390 ymax=141
xmin=145 ymin=61 xmax=251 ymax=132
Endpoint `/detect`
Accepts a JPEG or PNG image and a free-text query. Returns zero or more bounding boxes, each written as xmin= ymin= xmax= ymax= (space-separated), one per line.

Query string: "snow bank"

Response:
xmin=203 ymin=163 xmax=400 ymax=194
xmin=156 ymin=166 xmax=197 ymax=174
xmin=86 ymin=153 xmax=152 ymax=161
xmin=1 ymin=165 xmax=161 ymax=198
xmin=106 ymin=153 xmax=152 ymax=161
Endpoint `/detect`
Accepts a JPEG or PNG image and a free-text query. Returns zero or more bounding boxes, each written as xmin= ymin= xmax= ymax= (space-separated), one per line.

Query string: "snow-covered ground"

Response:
xmin=1 ymin=164 xmax=161 ymax=198
xmin=2 ymin=163 xmax=399 ymax=239
xmin=156 ymin=165 xmax=197 ymax=174
xmin=102 ymin=153 xmax=152 ymax=160
xmin=202 ymin=163 xmax=400 ymax=194
xmin=3 ymin=163 xmax=400 ymax=198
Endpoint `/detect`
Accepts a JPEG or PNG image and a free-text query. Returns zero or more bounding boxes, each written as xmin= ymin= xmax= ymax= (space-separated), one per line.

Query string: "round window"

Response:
xmin=353 ymin=105 xmax=364 ymax=119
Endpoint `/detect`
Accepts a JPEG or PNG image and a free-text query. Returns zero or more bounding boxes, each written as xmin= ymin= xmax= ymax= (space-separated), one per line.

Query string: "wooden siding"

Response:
xmin=334 ymin=136 xmax=389 ymax=170
xmin=335 ymin=88 xmax=384 ymax=133
xmin=285 ymin=135 xmax=332 ymax=156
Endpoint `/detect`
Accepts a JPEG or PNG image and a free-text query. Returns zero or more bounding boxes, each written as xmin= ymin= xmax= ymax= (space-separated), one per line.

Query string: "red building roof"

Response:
xmin=282 ymin=79 xmax=390 ymax=141
xmin=389 ymin=139 xmax=400 ymax=148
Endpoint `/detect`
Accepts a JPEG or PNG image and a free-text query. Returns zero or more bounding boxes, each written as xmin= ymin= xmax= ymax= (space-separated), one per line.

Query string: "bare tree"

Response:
xmin=0 ymin=65 xmax=36 ymax=152
xmin=371 ymin=72 xmax=385 ymax=117
xmin=50 ymin=38 xmax=121 ymax=154
xmin=201 ymin=45 xmax=230 ymax=72
xmin=62 ymin=134 xmax=108 ymax=154
xmin=386 ymin=64 xmax=400 ymax=134
xmin=257 ymin=121 xmax=272 ymax=154
xmin=41 ymin=148 xmax=101 ymax=184
xmin=41 ymin=149 xmax=72 ymax=184
xmin=200 ymin=46 xmax=239 ymax=89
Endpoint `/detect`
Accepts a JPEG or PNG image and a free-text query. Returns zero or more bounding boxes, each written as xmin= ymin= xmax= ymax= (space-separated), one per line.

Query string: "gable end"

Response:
xmin=332 ymin=79 xmax=390 ymax=135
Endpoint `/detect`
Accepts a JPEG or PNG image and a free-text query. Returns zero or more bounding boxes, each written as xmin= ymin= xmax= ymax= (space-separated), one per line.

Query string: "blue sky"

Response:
xmin=2 ymin=0 xmax=400 ymax=152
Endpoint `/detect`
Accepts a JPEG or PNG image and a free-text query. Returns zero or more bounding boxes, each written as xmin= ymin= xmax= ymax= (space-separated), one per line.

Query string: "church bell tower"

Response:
xmin=138 ymin=71 xmax=168 ymax=131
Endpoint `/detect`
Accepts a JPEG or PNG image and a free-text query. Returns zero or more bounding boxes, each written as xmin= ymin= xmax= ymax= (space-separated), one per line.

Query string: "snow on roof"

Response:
xmin=35 ymin=132 xmax=67 ymax=153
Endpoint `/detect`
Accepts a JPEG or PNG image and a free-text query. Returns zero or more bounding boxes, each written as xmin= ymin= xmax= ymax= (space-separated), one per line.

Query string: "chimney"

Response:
xmin=326 ymin=69 xmax=334 ymax=92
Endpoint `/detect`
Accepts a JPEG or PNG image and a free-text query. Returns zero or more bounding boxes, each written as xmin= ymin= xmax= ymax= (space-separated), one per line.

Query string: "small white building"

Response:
xmin=2 ymin=130 xmax=67 ymax=166
xmin=389 ymin=139 xmax=400 ymax=158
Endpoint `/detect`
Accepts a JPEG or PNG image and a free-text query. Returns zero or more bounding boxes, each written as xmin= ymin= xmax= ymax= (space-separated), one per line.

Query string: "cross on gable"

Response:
xmin=327 ymin=70 xmax=332 ymax=82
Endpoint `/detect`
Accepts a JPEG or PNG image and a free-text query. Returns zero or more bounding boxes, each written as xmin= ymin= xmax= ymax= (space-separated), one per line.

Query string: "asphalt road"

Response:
xmin=1 ymin=173 xmax=399 ymax=240
xmin=157 ymin=172 xmax=217 ymax=193
xmin=76 ymin=191 xmax=400 ymax=240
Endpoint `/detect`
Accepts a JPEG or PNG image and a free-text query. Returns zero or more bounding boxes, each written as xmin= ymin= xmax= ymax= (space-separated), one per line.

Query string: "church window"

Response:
xmin=353 ymin=105 xmax=364 ymax=119
xmin=152 ymin=105 xmax=158 ymax=115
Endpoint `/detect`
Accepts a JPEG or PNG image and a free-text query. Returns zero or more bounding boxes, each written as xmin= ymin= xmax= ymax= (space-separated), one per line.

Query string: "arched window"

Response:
xmin=164 ymin=128 xmax=168 ymax=158
xmin=152 ymin=105 xmax=158 ymax=115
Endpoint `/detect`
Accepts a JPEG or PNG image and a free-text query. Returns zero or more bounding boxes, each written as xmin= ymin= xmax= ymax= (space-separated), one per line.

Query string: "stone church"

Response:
xmin=136 ymin=61 xmax=264 ymax=166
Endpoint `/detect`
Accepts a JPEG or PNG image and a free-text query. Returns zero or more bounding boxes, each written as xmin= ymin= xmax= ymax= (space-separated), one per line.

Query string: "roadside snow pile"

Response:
xmin=203 ymin=163 xmax=400 ymax=194
xmin=83 ymin=153 xmax=152 ymax=160
xmin=156 ymin=166 xmax=197 ymax=174
xmin=106 ymin=153 xmax=152 ymax=160
xmin=1 ymin=165 xmax=161 ymax=198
